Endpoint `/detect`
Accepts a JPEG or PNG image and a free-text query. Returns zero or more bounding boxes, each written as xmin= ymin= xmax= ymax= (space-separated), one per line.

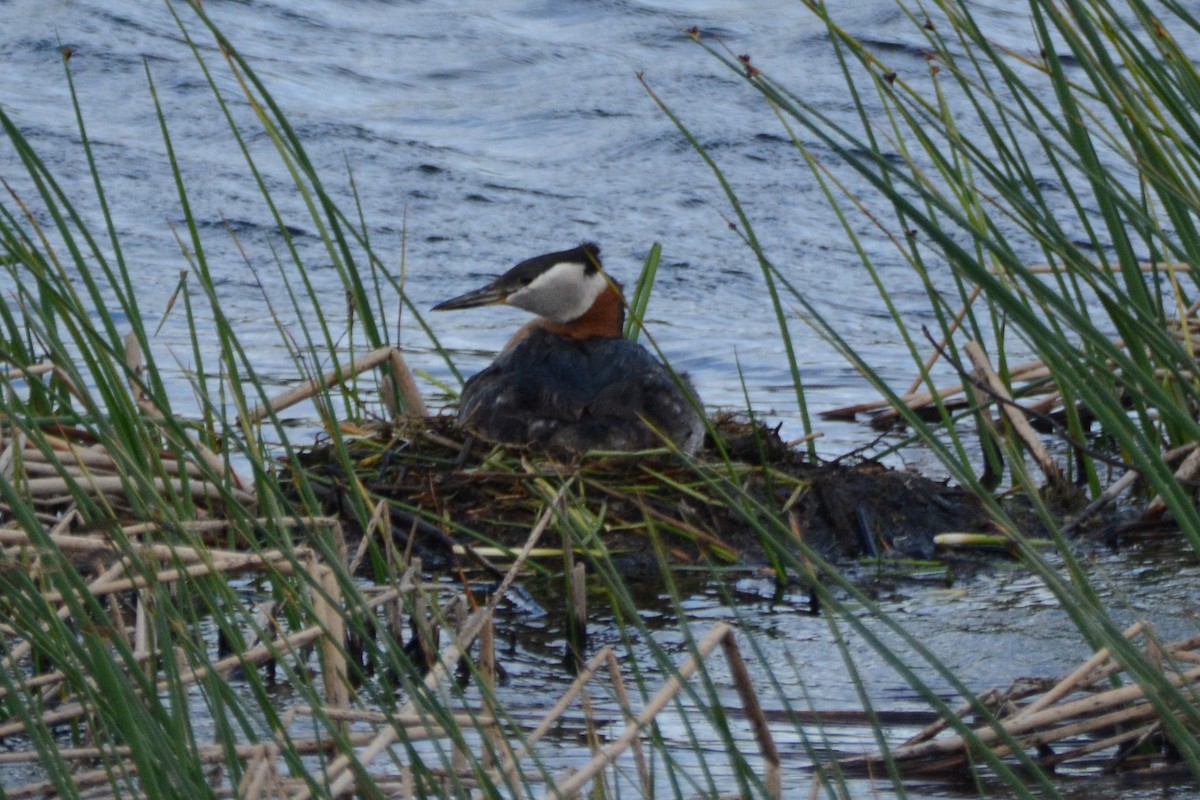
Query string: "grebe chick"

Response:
xmin=432 ymin=243 xmax=705 ymax=454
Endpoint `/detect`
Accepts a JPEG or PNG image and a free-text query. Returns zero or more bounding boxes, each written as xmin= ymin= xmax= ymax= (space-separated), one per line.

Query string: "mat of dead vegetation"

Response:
xmin=287 ymin=412 xmax=995 ymax=573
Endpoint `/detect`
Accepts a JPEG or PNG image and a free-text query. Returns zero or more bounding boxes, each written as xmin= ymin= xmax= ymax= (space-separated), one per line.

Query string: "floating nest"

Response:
xmin=287 ymin=412 xmax=994 ymax=573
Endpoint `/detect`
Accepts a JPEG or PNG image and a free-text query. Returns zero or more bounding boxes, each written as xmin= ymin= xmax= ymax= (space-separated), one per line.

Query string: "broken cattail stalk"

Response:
xmin=243 ymin=346 xmax=420 ymax=426
xmin=408 ymin=558 xmax=440 ymax=673
xmin=0 ymin=734 xmax=380 ymax=765
xmin=964 ymin=341 xmax=1067 ymax=490
xmin=2 ymin=363 xmax=85 ymax=405
xmin=842 ymin=641 xmax=1200 ymax=774
xmin=565 ymin=562 xmax=588 ymax=671
xmin=965 ymin=345 xmax=1004 ymax=489
xmin=906 ymin=282 xmax=984 ymax=396
xmin=1013 ymin=261 xmax=1192 ymax=274
xmin=0 ymin=623 xmax=331 ymax=738
xmin=549 ymin=622 xmax=782 ymax=800
xmin=1145 ymin=444 xmax=1200 ymax=520
xmin=605 ymin=646 xmax=651 ymax=796
xmin=26 ymin=550 xmax=299 ymax=606
xmin=1008 ymin=621 xmax=1146 ymax=721
xmin=1063 ymin=441 xmax=1193 ymax=533
xmin=16 ymin=474 xmax=254 ymax=506
xmin=827 ymin=358 xmax=1051 ymax=423
xmin=308 ymin=492 xmax=564 ymax=800
xmin=496 ymin=646 xmax=618 ymax=785
xmin=312 ymin=561 xmax=351 ymax=718
xmin=134 ymin=587 xmax=155 ymax=682
xmin=478 ymin=613 xmax=511 ymax=772
xmin=1 ymin=736 xmax=385 ymax=800
xmin=721 ymin=630 xmax=782 ymax=798
xmin=386 ymin=347 xmax=427 ymax=417
xmin=1038 ymin=720 xmax=1162 ymax=767
xmin=312 ymin=603 xmax=493 ymax=799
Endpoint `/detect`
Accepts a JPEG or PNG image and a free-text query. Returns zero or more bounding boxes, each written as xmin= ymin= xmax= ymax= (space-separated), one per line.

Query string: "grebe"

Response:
xmin=432 ymin=243 xmax=705 ymax=454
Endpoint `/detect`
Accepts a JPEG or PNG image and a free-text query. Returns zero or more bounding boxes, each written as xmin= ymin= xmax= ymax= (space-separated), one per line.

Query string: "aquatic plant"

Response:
xmin=0 ymin=0 xmax=1197 ymax=798
xmin=656 ymin=0 xmax=1200 ymax=790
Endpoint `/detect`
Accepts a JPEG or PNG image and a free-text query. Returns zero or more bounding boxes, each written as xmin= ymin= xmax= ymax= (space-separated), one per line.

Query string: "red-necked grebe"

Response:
xmin=432 ymin=243 xmax=704 ymax=454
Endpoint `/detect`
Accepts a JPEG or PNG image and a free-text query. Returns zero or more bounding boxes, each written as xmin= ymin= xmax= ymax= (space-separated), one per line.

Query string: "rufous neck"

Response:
xmin=537 ymin=282 xmax=624 ymax=340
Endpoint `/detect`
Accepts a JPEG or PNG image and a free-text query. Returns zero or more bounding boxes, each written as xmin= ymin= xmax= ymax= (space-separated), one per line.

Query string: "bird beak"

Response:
xmin=431 ymin=280 xmax=509 ymax=311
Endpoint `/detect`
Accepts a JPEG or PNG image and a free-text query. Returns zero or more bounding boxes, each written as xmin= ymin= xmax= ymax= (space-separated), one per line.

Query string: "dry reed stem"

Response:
xmin=35 ymin=554 xmax=287 ymax=604
xmin=15 ymin=473 xmax=255 ymax=506
xmin=830 ymin=282 xmax=1200 ymax=526
xmin=0 ymin=430 xmax=17 ymax=483
xmin=1005 ymin=702 xmax=1163 ymax=754
xmin=837 ymin=300 xmax=1200 ymax=434
xmin=293 ymin=706 xmax=500 ymax=730
xmin=906 ymin=282 xmax=984 ymax=396
xmin=1066 ymin=441 xmax=1198 ymax=533
xmin=237 ymin=743 xmax=282 ymax=800
xmin=605 ymin=648 xmax=650 ymax=795
xmin=348 ymin=495 xmax=391 ymax=574
xmin=1009 ymin=621 xmax=1145 ymax=721
xmin=298 ymin=485 xmax=568 ymax=799
xmin=546 ymin=624 xmax=729 ymax=798
xmin=492 ymin=645 xmax=617 ymax=789
xmin=1 ymin=362 xmax=85 ymax=405
xmin=1014 ymin=261 xmax=1192 ymax=274
xmin=243 ymin=345 xmax=424 ymax=426
xmin=721 ymin=630 xmax=782 ymax=797
xmin=0 ymin=735 xmax=379 ymax=765
xmin=1039 ymin=721 xmax=1160 ymax=767
xmin=1145 ymin=443 xmax=1200 ymax=519
xmin=6 ymin=766 xmax=120 ymax=800
xmin=828 ymin=358 xmax=1050 ymax=421
xmin=312 ymin=559 xmax=351 ymax=716
xmin=0 ymin=520 xmax=345 ymax=747
xmin=0 ymin=515 xmax=338 ymax=558
xmin=388 ymin=347 xmax=427 ymax=417
xmin=477 ymin=613 xmax=512 ymax=773
xmin=899 ymin=685 xmax=1034 ymax=748
xmin=964 ymin=341 xmax=1066 ymax=488
xmin=548 ymin=622 xmax=781 ymax=800
xmin=0 ymin=422 xmax=256 ymax=512
xmin=121 ymin=331 xmax=249 ymax=493
xmin=0 ymin=620 xmax=331 ymax=738
xmin=1 ymin=736 xmax=387 ymax=799
xmin=124 ymin=331 xmax=157 ymax=419
xmin=10 ymin=443 xmax=202 ymax=479
xmin=843 ymin=630 xmax=1200 ymax=775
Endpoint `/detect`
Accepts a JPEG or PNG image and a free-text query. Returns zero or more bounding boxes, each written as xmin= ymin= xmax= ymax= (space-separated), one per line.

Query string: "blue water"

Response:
xmin=3 ymin=2 xmax=1200 ymax=797
xmin=5 ymin=2 xmax=1194 ymax=456
xmin=0 ymin=0 xmax=1040 ymax=458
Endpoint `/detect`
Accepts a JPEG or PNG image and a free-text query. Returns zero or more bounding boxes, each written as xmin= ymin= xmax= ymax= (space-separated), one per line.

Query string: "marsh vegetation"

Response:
xmin=0 ymin=1 xmax=1198 ymax=797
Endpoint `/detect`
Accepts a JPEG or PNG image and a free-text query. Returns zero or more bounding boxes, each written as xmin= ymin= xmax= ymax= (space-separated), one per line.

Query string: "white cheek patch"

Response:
xmin=508 ymin=261 xmax=607 ymax=323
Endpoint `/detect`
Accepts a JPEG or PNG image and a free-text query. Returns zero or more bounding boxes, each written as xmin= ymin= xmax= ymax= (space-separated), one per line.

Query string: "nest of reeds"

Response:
xmin=286 ymin=411 xmax=994 ymax=572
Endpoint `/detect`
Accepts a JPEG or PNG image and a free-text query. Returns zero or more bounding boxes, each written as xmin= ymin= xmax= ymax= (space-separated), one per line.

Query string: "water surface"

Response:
xmin=2 ymin=2 xmax=1199 ymax=797
xmin=1 ymin=0 xmax=1049 ymax=456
